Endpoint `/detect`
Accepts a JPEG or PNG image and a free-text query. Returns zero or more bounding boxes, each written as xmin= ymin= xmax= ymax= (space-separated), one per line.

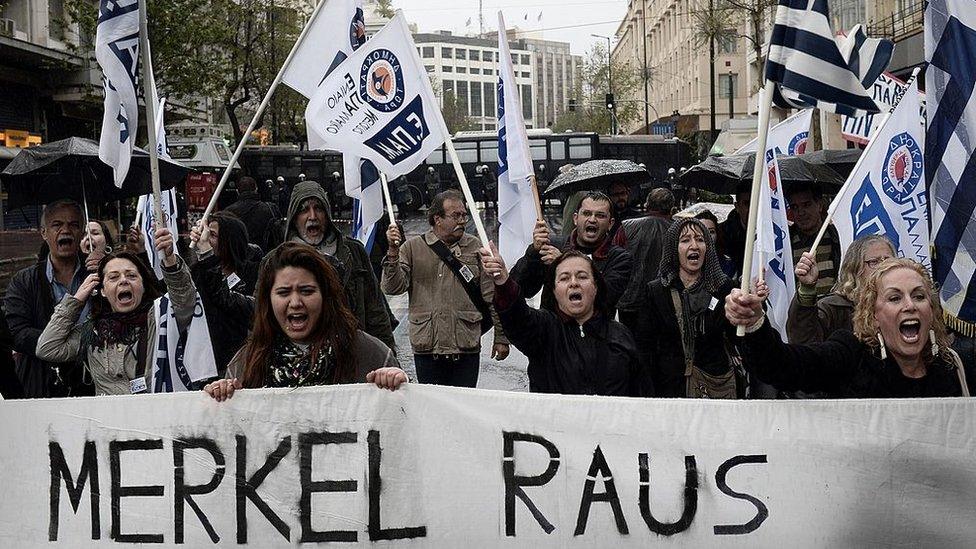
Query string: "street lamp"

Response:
xmin=638 ymin=4 xmax=649 ymax=134
xmin=592 ymin=33 xmax=615 ymax=135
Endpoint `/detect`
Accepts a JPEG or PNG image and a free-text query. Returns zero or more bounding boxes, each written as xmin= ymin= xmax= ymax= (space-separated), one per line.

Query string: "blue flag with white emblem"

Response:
xmin=833 ymin=79 xmax=929 ymax=271
xmin=95 ymin=0 xmax=140 ymax=187
xmin=926 ymin=0 xmax=976 ymax=331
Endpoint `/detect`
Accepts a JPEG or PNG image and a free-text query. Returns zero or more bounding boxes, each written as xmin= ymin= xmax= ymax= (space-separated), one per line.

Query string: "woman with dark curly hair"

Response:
xmin=35 ymin=228 xmax=196 ymax=395
xmin=204 ymin=242 xmax=406 ymax=401
xmin=727 ymin=258 xmax=971 ymax=397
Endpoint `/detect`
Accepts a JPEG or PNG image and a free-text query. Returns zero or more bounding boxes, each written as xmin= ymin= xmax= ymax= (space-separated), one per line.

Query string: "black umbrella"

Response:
xmin=0 ymin=137 xmax=191 ymax=209
xmin=543 ymin=159 xmax=651 ymax=196
xmin=794 ymin=149 xmax=862 ymax=180
xmin=679 ymin=152 xmax=845 ymax=195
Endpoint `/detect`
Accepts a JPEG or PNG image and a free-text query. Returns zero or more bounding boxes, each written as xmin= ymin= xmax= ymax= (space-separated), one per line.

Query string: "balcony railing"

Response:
xmin=867 ymin=2 xmax=924 ymax=42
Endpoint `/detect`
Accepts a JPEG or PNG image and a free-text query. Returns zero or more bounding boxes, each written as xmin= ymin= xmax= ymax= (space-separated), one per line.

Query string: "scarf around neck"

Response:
xmin=266 ymin=335 xmax=336 ymax=388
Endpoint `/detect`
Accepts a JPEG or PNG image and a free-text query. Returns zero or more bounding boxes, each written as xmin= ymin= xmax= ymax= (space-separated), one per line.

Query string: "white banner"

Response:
xmin=496 ymin=12 xmax=538 ymax=267
xmin=833 ymin=79 xmax=930 ymax=270
xmin=305 ymin=12 xmax=448 ymax=179
xmin=95 ymin=0 xmax=141 ymax=187
xmin=5 ymin=385 xmax=976 ymax=547
xmin=841 ymin=72 xmax=926 ymax=145
xmin=736 ymin=109 xmax=812 ymax=156
xmin=282 ymin=0 xmax=365 ymax=99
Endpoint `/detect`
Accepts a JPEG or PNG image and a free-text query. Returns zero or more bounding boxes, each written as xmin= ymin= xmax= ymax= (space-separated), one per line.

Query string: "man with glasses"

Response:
xmin=511 ymin=191 xmax=632 ymax=318
xmin=4 ymin=199 xmax=93 ymax=397
xmin=383 ymin=190 xmax=509 ymax=387
xmin=786 ymin=184 xmax=841 ymax=298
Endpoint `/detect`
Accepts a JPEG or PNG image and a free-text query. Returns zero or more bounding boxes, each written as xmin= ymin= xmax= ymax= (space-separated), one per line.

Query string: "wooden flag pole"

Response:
xmin=444 ymin=137 xmax=492 ymax=249
xmin=736 ymin=81 xmax=774 ymax=336
xmin=380 ymin=173 xmax=396 ymax=225
xmin=191 ymin=0 xmax=333 ymax=249
xmin=528 ymin=174 xmax=544 ymax=220
xmin=137 ymin=0 xmax=163 ymax=228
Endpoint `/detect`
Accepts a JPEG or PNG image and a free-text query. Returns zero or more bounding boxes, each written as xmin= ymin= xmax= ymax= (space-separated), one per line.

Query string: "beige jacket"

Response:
xmin=35 ymin=258 xmax=197 ymax=396
xmin=381 ymin=230 xmax=507 ymax=354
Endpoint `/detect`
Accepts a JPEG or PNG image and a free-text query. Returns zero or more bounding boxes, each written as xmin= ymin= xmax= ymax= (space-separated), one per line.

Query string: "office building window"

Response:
xmin=521 ymin=54 xmax=530 ymax=65
xmin=521 ymin=84 xmax=533 ymax=120
xmin=471 ymin=82 xmax=482 ymax=116
xmin=457 ymin=81 xmax=469 ymax=112
xmin=442 ymin=47 xmax=453 ymax=58
xmin=443 ymin=66 xmax=453 ymax=72
xmin=470 ymin=50 xmax=481 ymax=61
xmin=422 ymin=46 xmax=435 ymax=58
xmin=484 ymin=82 xmax=496 ymax=117
xmin=444 ymin=80 xmax=454 ymax=96
xmin=456 ymin=48 xmax=467 ymax=60
xmin=720 ymin=73 xmax=738 ymax=98
xmin=717 ymin=33 xmax=737 ymax=54
xmin=457 ymin=66 xmax=467 ymax=73
xmin=521 ymin=71 xmax=530 ymax=78
xmin=470 ymin=67 xmax=481 ymax=74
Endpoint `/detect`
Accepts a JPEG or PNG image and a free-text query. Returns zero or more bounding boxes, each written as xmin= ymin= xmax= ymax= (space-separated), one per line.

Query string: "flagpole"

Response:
xmin=137 ymin=0 xmax=163 ymax=228
xmin=529 ymin=174 xmax=544 ymax=220
xmin=380 ymin=173 xmax=397 ymax=225
xmin=806 ymin=67 xmax=921 ymax=255
xmin=443 ymin=137 xmax=492 ymax=248
xmin=192 ymin=0 xmax=334 ymax=249
xmin=737 ymin=81 xmax=774 ymax=336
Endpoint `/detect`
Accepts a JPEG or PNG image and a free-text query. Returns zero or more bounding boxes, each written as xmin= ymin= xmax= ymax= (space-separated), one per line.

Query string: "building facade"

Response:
xmin=414 ymin=31 xmax=537 ymax=131
xmin=508 ymin=32 xmax=582 ymax=130
xmin=612 ymin=0 xmax=750 ymax=136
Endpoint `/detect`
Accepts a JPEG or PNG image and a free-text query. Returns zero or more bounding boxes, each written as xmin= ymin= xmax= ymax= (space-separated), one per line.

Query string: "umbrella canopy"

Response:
xmin=679 ymin=152 xmax=845 ymax=195
xmin=793 ymin=148 xmax=862 ymax=180
xmin=0 ymin=137 xmax=191 ymax=209
xmin=543 ymin=159 xmax=651 ymax=196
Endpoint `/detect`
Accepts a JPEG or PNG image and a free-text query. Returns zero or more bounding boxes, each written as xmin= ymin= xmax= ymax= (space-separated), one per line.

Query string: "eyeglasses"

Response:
xmin=444 ymin=212 xmax=469 ymax=222
xmin=864 ymin=256 xmax=892 ymax=268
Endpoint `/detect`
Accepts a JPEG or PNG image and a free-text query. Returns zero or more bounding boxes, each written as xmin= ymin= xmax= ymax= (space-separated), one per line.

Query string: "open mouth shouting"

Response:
xmin=116 ymin=289 xmax=134 ymax=307
xmin=898 ymin=319 xmax=921 ymax=344
xmin=568 ymin=290 xmax=584 ymax=304
xmin=304 ymin=221 xmax=322 ymax=238
xmin=685 ymin=249 xmax=701 ymax=264
xmin=56 ymin=234 xmax=75 ymax=251
xmin=582 ymin=223 xmax=599 ymax=238
xmin=285 ymin=312 xmax=309 ymax=334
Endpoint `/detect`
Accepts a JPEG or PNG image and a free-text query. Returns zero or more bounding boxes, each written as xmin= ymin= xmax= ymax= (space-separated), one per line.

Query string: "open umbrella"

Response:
xmin=543 ymin=159 xmax=651 ymax=196
xmin=793 ymin=149 xmax=862 ymax=180
xmin=0 ymin=137 xmax=191 ymax=209
xmin=679 ymin=152 xmax=845 ymax=195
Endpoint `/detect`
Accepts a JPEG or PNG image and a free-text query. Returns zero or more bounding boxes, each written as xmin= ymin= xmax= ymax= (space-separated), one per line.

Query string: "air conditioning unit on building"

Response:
xmin=0 ymin=18 xmax=15 ymax=36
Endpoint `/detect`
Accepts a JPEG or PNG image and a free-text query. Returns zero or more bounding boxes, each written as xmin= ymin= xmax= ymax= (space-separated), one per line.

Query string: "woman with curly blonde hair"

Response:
xmin=725 ymin=258 xmax=970 ymax=398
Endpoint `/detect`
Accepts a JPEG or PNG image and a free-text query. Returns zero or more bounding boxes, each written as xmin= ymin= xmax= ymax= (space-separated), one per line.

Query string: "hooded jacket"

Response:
xmin=284 ymin=182 xmax=395 ymax=351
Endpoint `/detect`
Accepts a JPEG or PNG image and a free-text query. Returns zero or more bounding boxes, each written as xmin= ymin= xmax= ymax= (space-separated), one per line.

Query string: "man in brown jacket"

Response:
xmin=382 ymin=190 xmax=509 ymax=387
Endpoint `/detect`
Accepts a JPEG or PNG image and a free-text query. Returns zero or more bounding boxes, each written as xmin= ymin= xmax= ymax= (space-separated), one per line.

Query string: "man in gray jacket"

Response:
xmin=284 ymin=181 xmax=395 ymax=351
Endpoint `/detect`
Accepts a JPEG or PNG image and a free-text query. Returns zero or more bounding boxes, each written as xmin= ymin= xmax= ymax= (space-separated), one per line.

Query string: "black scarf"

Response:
xmin=84 ymin=305 xmax=150 ymax=351
xmin=266 ymin=335 xmax=335 ymax=388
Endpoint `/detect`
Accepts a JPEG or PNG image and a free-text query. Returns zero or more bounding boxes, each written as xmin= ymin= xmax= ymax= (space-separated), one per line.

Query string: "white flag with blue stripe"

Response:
xmin=95 ymin=0 xmax=140 ymax=187
xmin=345 ymin=157 xmax=385 ymax=251
xmin=496 ymin=12 xmax=538 ymax=267
xmin=736 ymin=108 xmax=812 ymax=156
xmin=833 ymin=79 xmax=929 ymax=271
xmin=765 ymin=0 xmax=893 ymax=117
xmin=926 ymin=0 xmax=976 ymax=331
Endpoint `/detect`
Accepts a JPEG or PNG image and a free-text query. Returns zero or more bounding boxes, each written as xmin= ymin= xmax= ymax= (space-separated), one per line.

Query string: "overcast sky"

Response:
xmin=392 ymin=0 xmax=629 ymax=56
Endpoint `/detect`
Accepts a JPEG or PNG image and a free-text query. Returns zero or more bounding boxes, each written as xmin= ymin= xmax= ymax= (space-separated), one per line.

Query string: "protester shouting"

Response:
xmin=204 ymin=243 xmax=405 ymax=401
xmin=284 ymin=181 xmax=395 ymax=351
xmin=34 ymin=227 xmax=196 ymax=396
xmin=4 ymin=199 xmax=93 ymax=397
xmin=511 ymin=191 xmax=632 ymax=320
xmin=189 ymin=216 xmax=258 ymax=376
xmin=382 ymin=190 xmax=509 ymax=387
xmin=482 ymin=243 xmax=648 ymax=396
xmin=727 ymin=258 xmax=971 ymax=398
xmin=788 ymin=235 xmax=896 ymax=344
xmin=633 ymin=218 xmax=741 ymax=398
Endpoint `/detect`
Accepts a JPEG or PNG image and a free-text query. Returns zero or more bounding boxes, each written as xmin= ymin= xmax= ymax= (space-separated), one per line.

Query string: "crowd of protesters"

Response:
xmin=0 ymin=176 xmax=972 ymax=402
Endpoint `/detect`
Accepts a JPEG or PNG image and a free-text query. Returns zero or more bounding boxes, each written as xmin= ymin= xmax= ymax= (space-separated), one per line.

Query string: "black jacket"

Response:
xmin=494 ymin=278 xmax=648 ymax=396
xmin=190 ymin=254 xmax=256 ymax=376
xmin=509 ymin=231 xmax=632 ymax=317
xmin=718 ymin=212 xmax=746 ymax=278
xmin=0 ymin=310 xmax=24 ymax=399
xmin=633 ymin=278 xmax=736 ymax=398
xmin=3 ymin=258 xmax=93 ymax=397
xmin=740 ymin=320 xmax=969 ymax=398
xmin=224 ymin=191 xmax=278 ymax=252
xmin=616 ymin=215 xmax=671 ymax=312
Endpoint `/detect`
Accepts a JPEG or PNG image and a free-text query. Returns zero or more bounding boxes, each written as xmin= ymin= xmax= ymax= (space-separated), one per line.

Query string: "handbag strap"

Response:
xmin=947 ymin=348 xmax=971 ymax=397
xmin=670 ymin=288 xmax=695 ymax=377
xmin=426 ymin=239 xmax=493 ymax=333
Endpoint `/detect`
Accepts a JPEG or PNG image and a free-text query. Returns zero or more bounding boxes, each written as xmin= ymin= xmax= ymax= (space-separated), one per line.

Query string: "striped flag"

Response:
xmin=765 ymin=0 xmax=893 ymax=117
xmin=95 ymin=0 xmax=140 ymax=187
xmin=926 ymin=0 xmax=976 ymax=333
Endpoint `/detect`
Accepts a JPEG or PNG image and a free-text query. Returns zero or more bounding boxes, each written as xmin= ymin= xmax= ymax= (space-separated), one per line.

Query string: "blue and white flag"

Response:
xmin=833 ymin=79 xmax=929 ymax=270
xmin=305 ymin=12 xmax=448 ymax=179
xmin=346 ymin=158 xmax=385 ymax=251
xmin=926 ymin=0 xmax=976 ymax=330
xmin=150 ymin=294 xmax=217 ymax=393
xmin=137 ymin=98 xmax=180 ymax=280
xmin=750 ymin=90 xmax=797 ymax=342
xmin=765 ymin=0 xmax=893 ymax=117
xmin=496 ymin=12 xmax=538 ymax=267
xmin=95 ymin=0 xmax=140 ymax=187
xmin=736 ymin=108 xmax=812 ymax=155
